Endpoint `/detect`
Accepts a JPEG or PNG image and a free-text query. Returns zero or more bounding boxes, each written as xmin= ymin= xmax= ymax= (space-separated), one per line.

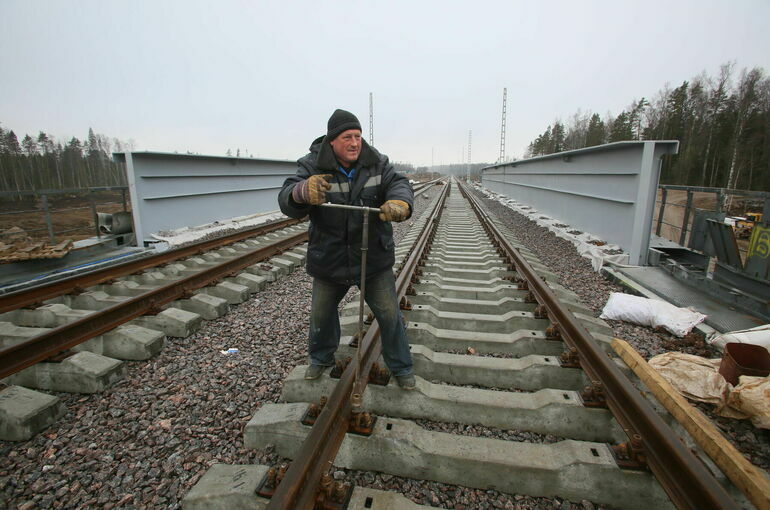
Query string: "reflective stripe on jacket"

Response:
xmin=278 ymin=135 xmax=414 ymax=285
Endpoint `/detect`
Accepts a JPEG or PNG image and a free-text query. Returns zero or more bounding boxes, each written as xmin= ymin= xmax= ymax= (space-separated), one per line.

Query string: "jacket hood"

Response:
xmin=308 ymin=134 xmax=379 ymax=172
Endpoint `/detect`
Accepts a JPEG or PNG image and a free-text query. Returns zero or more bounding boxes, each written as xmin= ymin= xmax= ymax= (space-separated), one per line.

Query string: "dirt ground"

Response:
xmin=0 ymin=192 xmax=129 ymax=244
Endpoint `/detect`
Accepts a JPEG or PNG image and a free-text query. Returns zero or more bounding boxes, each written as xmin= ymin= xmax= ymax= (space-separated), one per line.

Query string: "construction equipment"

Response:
xmin=735 ymin=212 xmax=763 ymax=239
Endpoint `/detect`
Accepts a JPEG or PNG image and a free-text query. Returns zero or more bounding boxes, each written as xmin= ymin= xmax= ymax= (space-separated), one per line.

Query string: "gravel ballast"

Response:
xmin=1 ymin=181 xmax=765 ymax=509
xmin=469 ymin=185 xmax=769 ymax=472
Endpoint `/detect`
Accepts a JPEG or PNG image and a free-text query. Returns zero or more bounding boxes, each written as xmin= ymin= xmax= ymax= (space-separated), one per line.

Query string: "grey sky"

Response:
xmin=1 ymin=0 xmax=768 ymax=167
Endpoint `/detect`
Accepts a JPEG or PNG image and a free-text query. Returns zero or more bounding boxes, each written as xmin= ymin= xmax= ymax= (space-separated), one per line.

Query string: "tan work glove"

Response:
xmin=379 ymin=200 xmax=410 ymax=222
xmin=292 ymin=174 xmax=333 ymax=205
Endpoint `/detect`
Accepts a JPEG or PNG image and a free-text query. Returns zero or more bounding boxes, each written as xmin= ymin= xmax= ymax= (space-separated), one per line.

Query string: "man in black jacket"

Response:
xmin=278 ymin=109 xmax=415 ymax=389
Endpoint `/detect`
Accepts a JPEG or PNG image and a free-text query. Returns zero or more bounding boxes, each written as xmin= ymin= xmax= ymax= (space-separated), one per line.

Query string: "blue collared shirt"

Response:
xmin=338 ymin=165 xmax=356 ymax=181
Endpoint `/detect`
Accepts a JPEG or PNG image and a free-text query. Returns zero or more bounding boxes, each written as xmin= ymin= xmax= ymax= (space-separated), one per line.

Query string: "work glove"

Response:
xmin=379 ymin=200 xmax=410 ymax=222
xmin=292 ymin=174 xmax=333 ymax=205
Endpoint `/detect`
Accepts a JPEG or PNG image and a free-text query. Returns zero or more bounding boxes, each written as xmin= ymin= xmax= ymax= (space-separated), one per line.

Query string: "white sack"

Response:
xmin=708 ymin=325 xmax=770 ymax=354
xmin=600 ymin=292 xmax=707 ymax=337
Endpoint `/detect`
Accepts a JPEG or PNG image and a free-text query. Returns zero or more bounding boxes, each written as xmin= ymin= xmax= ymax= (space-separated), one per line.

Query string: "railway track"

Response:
xmin=184 ymin=180 xmax=750 ymax=510
xmin=0 ymin=182 xmax=438 ymax=441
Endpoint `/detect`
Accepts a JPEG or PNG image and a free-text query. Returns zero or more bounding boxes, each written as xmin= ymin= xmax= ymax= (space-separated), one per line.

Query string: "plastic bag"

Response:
xmin=648 ymin=352 xmax=748 ymax=419
xmin=600 ymin=292 xmax=707 ymax=337
xmin=728 ymin=376 xmax=770 ymax=429
xmin=648 ymin=352 xmax=729 ymax=405
xmin=708 ymin=325 xmax=770 ymax=354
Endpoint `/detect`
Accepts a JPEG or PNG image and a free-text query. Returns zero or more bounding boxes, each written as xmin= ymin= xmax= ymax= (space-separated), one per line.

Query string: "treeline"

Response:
xmin=0 ymin=123 xmax=134 ymax=197
xmin=432 ymin=162 xmax=489 ymax=179
xmin=392 ymin=162 xmax=426 ymax=175
xmin=525 ymin=63 xmax=770 ymax=191
xmin=395 ymin=162 xmax=490 ymax=180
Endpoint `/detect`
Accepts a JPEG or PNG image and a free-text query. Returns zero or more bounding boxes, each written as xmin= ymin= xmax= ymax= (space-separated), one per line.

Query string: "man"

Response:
xmin=278 ymin=109 xmax=416 ymax=390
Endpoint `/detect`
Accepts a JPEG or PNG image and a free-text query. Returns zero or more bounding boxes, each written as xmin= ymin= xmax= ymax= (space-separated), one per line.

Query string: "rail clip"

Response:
xmin=611 ymin=434 xmax=649 ymax=471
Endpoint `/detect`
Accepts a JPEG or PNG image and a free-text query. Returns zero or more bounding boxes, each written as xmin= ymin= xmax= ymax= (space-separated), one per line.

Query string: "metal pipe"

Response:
xmin=679 ymin=190 xmax=694 ymax=245
xmin=88 ymin=191 xmax=101 ymax=239
xmin=656 ymin=187 xmax=668 ymax=236
xmin=319 ymin=203 xmax=381 ymax=214
xmin=319 ymin=202 xmax=382 ymax=386
xmin=358 ymin=210 xmax=368 ymax=382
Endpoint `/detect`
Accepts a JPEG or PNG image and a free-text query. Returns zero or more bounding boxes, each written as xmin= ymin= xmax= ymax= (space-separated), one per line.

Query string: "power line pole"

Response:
xmin=467 ymin=130 xmax=472 ymax=182
xmin=499 ymin=87 xmax=507 ymax=163
xmin=369 ymin=92 xmax=374 ymax=146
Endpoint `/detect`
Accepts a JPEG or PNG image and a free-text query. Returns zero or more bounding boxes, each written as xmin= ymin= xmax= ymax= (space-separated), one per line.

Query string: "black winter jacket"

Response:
xmin=278 ymin=135 xmax=414 ymax=285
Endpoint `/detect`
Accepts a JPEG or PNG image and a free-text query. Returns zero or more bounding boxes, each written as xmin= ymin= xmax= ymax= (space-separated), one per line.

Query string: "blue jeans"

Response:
xmin=308 ymin=269 xmax=413 ymax=377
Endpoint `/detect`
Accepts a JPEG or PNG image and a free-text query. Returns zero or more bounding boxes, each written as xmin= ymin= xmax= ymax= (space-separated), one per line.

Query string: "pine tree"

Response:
xmin=0 ymin=125 xmax=8 ymax=192
xmin=628 ymin=98 xmax=649 ymax=140
xmin=703 ymin=64 xmax=731 ymax=186
xmin=725 ymin=68 xmax=763 ymax=190
xmin=38 ymin=131 xmax=61 ymax=188
xmin=532 ymin=126 xmax=552 ymax=156
xmin=63 ymin=137 xmax=84 ymax=187
xmin=585 ymin=114 xmax=605 ymax=146
xmin=521 ymin=62 xmax=769 ymax=191
xmin=550 ymin=121 xmax=565 ymax=153
xmin=21 ymin=134 xmax=37 ymax=156
xmin=609 ymin=112 xmax=634 ymax=142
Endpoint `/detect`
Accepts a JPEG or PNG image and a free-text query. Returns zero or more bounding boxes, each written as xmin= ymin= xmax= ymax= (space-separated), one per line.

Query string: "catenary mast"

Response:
xmin=467 ymin=130 xmax=472 ymax=181
xmin=499 ymin=87 xmax=507 ymax=163
xmin=369 ymin=92 xmax=374 ymax=146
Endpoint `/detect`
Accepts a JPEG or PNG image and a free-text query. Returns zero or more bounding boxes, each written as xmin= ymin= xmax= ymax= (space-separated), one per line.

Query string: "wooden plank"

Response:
xmin=612 ymin=338 xmax=770 ymax=510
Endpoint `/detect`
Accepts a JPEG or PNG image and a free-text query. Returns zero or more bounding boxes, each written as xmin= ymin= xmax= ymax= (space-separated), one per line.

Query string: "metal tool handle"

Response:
xmin=319 ymin=202 xmax=381 ymax=214
xmin=318 ymin=202 xmax=381 ymax=390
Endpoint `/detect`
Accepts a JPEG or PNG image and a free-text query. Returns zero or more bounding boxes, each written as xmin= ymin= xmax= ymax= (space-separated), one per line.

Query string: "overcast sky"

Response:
xmin=1 ymin=0 xmax=769 ymax=167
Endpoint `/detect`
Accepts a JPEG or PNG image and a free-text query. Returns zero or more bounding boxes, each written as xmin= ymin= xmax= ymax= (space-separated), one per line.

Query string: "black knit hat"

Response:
xmin=327 ymin=109 xmax=362 ymax=140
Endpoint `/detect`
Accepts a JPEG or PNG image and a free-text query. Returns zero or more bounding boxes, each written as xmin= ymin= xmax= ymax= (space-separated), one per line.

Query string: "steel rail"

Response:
xmin=3 ymin=187 xmax=433 ymax=315
xmin=265 ymin=183 xmax=449 ymax=510
xmin=0 ymin=217 xmax=304 ymax=314
xmin=458 ymin=182 xmax=738 ymax=510
xmin=0 ymin=230 xmax=308 ymax=379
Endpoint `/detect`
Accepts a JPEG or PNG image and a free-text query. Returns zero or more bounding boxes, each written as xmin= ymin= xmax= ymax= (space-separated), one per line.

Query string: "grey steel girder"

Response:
xmin=481 ymin=141 xmax=679 ymax=266
xmin=113 ymin=151 xmax=297 ymax=246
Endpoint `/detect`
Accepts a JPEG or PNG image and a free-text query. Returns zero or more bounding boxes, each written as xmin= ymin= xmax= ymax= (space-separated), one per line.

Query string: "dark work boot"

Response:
xmin=304 ymin=364 xmax=328 ymax=380
xmin=395 ymin=374 xmax=416 ymax=390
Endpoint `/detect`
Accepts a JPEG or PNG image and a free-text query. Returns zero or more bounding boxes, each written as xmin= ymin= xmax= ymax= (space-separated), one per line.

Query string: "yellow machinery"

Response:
xmin=735 ymin=212 xmax=763 ymax=239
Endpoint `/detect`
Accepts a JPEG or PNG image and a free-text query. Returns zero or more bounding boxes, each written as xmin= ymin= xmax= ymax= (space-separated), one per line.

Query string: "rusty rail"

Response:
xmin=0 ymin=217 xmax=304 ymax=314
xmin=458 ymin=182 xmax=738 ymax=510
xmin=0 ymin=229 xmax=308 ymax=379
xmin=265 ymin=181 xmax=450 ymax=510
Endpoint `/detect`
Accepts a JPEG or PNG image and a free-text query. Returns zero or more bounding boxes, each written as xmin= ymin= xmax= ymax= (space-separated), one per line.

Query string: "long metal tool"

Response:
xmin=319 ymin=202 xmax=381 ymax=388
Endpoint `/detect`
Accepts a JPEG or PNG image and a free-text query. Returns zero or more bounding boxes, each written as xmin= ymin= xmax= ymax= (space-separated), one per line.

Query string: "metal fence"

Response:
xmin=654 ymin=185 xmax=770 ymax=261
xmin=0 ymin=187 xmax=129 ymax=244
